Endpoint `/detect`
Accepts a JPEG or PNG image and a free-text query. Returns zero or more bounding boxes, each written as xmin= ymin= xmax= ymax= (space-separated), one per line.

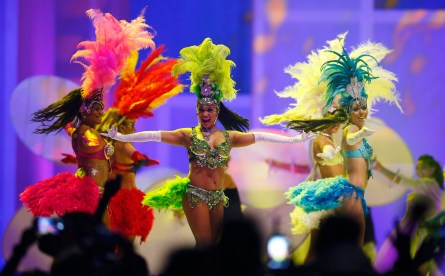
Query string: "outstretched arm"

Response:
xmin=229 ymin=131 xmax=315 ymax=148
xmin=345 ymin=126 xmax=375 ymax=145
xmin=374 ymin=160 xmax=438 ymax=191
xmin=373 ymin=160 xmax=401 ymax=183
xmin=102 ymin=126 xmax=188 ymax=146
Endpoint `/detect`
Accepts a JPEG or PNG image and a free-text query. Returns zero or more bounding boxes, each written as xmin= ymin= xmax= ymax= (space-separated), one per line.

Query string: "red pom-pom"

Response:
xmin=20 ymin=172 xmax=100 ymax=217
xmin=108 ymin=188 xmax=155 ymax=242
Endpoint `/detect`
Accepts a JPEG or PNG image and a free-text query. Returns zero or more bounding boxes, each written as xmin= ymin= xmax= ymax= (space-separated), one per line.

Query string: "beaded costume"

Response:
xmin=20 ymin=9 xmax=153 ymax=218
xmin=343 ymin=137 xmax=374 ymax=179
xmin=141 ymin=38 xmax=249 ymax=212
xmin=261 ymin=33 xmax=400 ymax=234
xmin=188 ymin=127 xmax=231 ymax=170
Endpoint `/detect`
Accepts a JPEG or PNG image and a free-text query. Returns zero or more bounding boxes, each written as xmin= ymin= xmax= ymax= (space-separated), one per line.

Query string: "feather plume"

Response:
xmin=260 ymin=32 xmax=347 ymax=126
xmin=71 ymin=9 xmax=155 ymax=100
xmin=113 ymin=45 xmax=184 ymax=119
xmin=171 ymin=37 xmax=236 ymax=102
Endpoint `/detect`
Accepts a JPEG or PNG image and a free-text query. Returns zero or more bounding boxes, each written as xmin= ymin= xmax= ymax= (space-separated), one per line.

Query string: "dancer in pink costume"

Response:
xmin=20 ymin=9 xmax=154 ymax=220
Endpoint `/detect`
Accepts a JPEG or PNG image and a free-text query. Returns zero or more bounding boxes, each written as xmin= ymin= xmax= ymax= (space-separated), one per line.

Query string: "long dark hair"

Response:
xmin=218 ymin=102 xmax=250 ymax=132
xmin=418 ymin=154 xmax=444 ymax=189
xmin=32 ymin=88 xmax=83 ymax=134
xmin=286 ymin=109 xmax=348 ymax=133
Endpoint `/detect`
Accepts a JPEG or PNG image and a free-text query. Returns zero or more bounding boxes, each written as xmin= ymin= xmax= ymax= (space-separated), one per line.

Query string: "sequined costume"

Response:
xmin=143 ymin=130 xmax=232 ymax=211
xmin=186 ymin=184 xmax=228 ymax=210
xmin=188 ymin=127 xmax=230 ymax=169
xmin=20 ymin=129 xmax=114 ymax=216
xmin=343 ymin=138 xmax=374 ymax=179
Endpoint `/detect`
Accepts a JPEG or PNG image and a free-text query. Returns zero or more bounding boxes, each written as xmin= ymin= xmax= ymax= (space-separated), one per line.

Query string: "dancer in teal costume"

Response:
xmin=262 ymin=33 xmax=401 ymax=248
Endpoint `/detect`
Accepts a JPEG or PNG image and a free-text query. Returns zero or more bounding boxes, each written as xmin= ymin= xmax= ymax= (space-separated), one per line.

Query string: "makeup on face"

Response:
xmin=197 ymin=104 xmax=219 ymax=127
xmin=349 ymin=100 xmax=368 ymax=126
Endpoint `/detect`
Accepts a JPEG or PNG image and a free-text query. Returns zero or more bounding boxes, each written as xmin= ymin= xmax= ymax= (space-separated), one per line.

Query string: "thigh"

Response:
xmin=340 ymin=192 xmax=364 ymax=218
xmin=209 ymin=203 xmax=224 ymax=240
xmin=182 ymin=196 xmax=212 ymax=246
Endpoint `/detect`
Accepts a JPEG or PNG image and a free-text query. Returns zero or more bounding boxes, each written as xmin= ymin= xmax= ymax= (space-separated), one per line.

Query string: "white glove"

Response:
xmin=253 ymin=131 xmax=315 ymax=144
xmin=101 ymin=126 xmax=161 ymax=142
xmin=316 ymin=145 xmax=341 ymax=161
xmin=346 ymin=127 xmax=375 ymax=145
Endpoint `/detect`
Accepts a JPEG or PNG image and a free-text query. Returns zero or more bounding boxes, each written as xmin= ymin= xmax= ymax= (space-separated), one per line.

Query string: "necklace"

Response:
xmin=200 ymin=125 xmax=218 ymax=143
xmin=316 ymin=131 xmax=331 ymax=138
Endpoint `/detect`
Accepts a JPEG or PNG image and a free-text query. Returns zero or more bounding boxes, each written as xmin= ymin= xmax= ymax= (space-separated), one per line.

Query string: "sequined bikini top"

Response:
xmin=188 ymin=127 xmax=231 ymax=170
xmin=73 ymin=130 xmax=114 ymax=160
xmin=343 ymin=138 xmax=374 ymax=179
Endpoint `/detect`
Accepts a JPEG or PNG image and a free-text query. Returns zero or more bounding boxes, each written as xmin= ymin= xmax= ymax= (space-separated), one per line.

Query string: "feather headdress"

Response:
xmin=71 ymin=9 xmax=155 ymax=112
xmin=320 ymin=36 xmax=402 ymax=115
xmin=171 ymin=37 xmax=236 ymax=106
xmin=261 ymin=33 xmax=347 ymax=126
xmin=261 ymin=33 xmax=402 ymax=128
xmin=112 ymin=45 xmax=184 ymax=121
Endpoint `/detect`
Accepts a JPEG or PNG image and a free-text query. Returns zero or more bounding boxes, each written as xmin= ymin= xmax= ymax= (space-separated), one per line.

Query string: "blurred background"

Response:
xmin=1 ymin=0 xmax=445 ymax=272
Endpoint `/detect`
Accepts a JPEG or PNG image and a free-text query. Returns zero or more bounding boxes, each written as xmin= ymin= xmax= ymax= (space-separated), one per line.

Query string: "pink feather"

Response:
xmin=71 ymin=9 xmax=156 ymax=99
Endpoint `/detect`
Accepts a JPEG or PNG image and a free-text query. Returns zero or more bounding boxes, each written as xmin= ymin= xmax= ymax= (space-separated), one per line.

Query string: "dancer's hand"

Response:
xmin=316 ymin=145 xmax=341 ymax=160
xmin=346 ymin=127 xmax=376 ymax=145
xmin=371 ymin=156 xmax=382 ymax=171
xmin=292 ymin=131 xmax=316 ymax=143
xmin=101 ymin=126 xmax=125 ymax=141
xmin=362 ymin=127 xmax=376 ymax=137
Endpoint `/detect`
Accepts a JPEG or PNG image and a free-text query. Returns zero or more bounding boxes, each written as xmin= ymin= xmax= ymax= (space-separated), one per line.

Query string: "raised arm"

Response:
xmin=374 ymin=160 xmax=438 ymax=191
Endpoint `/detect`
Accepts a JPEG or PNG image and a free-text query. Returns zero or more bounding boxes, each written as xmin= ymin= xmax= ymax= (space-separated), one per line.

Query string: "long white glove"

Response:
xmin=253 ymin=131 xmax=315 ymax=144
xmin=316 ymin=145 xmax=341 ymax=161
xmin=346 ymin=127 xmax=375 ymax=145
xmin=101 ymin=126 xmax=161 ymax=142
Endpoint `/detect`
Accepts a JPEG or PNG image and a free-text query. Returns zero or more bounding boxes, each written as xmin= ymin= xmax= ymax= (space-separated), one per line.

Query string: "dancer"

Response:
xmin=319 ymin=34 xmax=402 ymax=245
xmin=95 ymin=46 xmax=183 ymax=242
xmin=263 ymin=33 xmax=401 ymax=249
xmin=261 ymin=34 xmax=349 ymax=262
xmin=103 ymin=38 xmax=315 ymax=248
xmin=373 ymin=154 xmax=443 ymax=274
xmin=20 ymin=9 xmax=154 ymax=218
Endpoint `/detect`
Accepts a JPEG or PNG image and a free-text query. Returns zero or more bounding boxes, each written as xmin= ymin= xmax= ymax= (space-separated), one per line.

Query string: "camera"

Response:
xmin=36 ymin=217 xmax=64 ymax=236
xmin=266 ymin=232 xmax=291 ymax=270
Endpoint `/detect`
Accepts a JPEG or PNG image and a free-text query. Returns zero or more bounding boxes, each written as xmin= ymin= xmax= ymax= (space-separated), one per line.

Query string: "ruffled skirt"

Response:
xmin=285 ymin=176 xmax=368 ymax=234
xmin=108 ymin=188 xmax=154 ymax=242
xmin=142 ymin=176 xmax=190 ymax=211
xmin=20 ymin=172 xmax=100 ymax=217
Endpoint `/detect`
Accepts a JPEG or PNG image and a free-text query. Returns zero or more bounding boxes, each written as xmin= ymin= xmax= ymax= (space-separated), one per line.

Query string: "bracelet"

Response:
xmin=392 ymin=169 xmax=400 ymax=184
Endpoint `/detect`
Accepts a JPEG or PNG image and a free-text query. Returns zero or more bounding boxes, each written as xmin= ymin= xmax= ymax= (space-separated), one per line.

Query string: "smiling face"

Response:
xmin=81 ymin=102 xmax=104 ymax=127
xmin=349 ymin=99 xmax=368 ymax=128
xmin=197 ymin=103 xmax=219 ymax=128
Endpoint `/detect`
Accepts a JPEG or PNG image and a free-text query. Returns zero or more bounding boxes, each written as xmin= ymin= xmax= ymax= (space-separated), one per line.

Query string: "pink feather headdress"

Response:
xmin=71 ymin=9 xmax=155 ymax=112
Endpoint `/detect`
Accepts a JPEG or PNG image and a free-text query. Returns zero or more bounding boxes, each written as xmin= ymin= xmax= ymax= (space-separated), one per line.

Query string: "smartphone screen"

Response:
xmin=37 ymin=217 xmax=63 ymax=235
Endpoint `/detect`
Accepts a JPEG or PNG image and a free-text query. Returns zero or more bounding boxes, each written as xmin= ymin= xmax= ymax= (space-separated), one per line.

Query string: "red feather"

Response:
xmin=113 ymin=45 xmax=183 ymax=119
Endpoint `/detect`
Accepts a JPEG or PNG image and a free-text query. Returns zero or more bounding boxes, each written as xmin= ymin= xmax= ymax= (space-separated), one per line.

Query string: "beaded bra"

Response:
xmin=343 ymin=138 xmax=374 ymax=179
xmin=188 ymin=127 xmax=231 ymax=169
